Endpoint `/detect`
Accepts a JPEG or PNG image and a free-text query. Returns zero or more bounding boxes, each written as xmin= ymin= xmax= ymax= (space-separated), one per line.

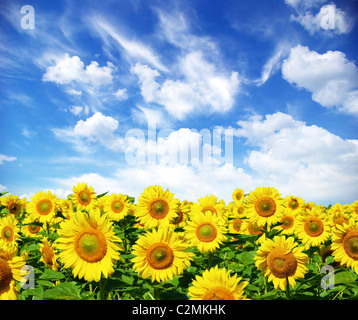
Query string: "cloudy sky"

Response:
xmin=0 ymin=0 xmax=357 ymax=205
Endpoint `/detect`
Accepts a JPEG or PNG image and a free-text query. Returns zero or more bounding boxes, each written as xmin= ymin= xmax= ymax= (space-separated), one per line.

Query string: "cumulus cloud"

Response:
xmin=52 ymin=112 xmax=126 ymax=153
xmin=50 ymin=163 xmax=256 ymax=205
xmin=51 ymin=110 xmax=358 ymax=204
xmin=236 ymin=112 xmax=358 ymax=203
xmin=42 ymin=53 xmax=115 ymax=87
xmin=131 ymin=52 xmax=240 ymax=120
xmin=282 ymin=45 xmax=358 ymax=116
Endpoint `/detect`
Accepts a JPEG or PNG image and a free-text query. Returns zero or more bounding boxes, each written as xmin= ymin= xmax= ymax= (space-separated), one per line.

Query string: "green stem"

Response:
xmin=208 ymin=252 xmax=213 ymax=269
xmin=99 ymin=277 xmax=108 ymax=300
xmin=285 ymin=278 xmax=292 ymax=300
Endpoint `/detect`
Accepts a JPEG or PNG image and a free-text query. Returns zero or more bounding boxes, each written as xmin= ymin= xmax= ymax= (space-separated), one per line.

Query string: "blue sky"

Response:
xmin=0 ymin=0 xmax=358 ymax=205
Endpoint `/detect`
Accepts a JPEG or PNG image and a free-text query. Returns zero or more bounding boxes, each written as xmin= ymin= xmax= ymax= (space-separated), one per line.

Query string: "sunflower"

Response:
xmin=0 ymin=194 xmax=26 ymax=217
xmin=232 ymin=188 xmax=245 ymax=204
xmin=190 ymin=195 xmax=228 ymax=222
xmin=72 ymin=182 xmax=97 ymax=211
xmin=131 ymin=228 xmax=194 ymax=283
xmin=103 ymin=193 xmax=131 ymax=221
xmin=0 ymin=247 xmax=27 ymax=300
xmin=285 ymin=196 xmax=304 ymax=213
xmin=135 ymin=185 xmax=179 ymax=229
xmin=57 ymin=199 xmax=76 ymax=220
xmin=55 ymin=209 xmax=124 ymax=282
xmin=0 ymin=216 xmax=20 ymax=250
xmin=188 ymin=266 xmax=249 ymax=300
xmin=245 ymin=187 xmax=285 ymax=229
xmin=185 ymin=211 xmax=227 ymax=254
xmin=39 ymin=237 xmax=60 ymax=271
xmin=331 ymin=209 xmax=350 ymax=230
xmin=274 ymin=208 xmax=297 ymax=236
xmin=240 ymin=219 xmax=264 ymax=237
xmin=27 ymin=191 xmax=59 ymax=224
xmin=295 ymin=206 xmax=331 ymax=250
xmin=255 ymin=235 xmax=309 ymax=291
xmin=20 ymin=216 xmax=43 ymax=238
xmin=331 ymin=218 xmax=358 ymax=274
xmin=170 ymin=201 xmax=191 ymax=228
xmin=231 ymin=201 xmax=246 ymax=218
xmin=228 ymin=217 xmax=244 ymax=234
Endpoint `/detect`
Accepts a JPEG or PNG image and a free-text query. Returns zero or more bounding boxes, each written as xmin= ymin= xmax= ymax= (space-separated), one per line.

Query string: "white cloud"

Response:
xmin=51 ymin=111 xmax=358 ymax=204
xmin=255 ymin=42 xmax=292 ymax=86
xmin=42 ymin=53 xmax=115 ymax=87
xmin=132 ymin=52 xmax=240 ymax=120
xmin=50 ymin=163 xmax=256 ymax=204
xmin=73 ymin=112 xmax=125 ymax=151
xmin=91 ymin=17 xmax=168 ymax=72
xmin=113 ymin=88 xmax=128 ymax=100
xmin=282 ymin=45 xmax=358 ymax=116
xmin=0 ymin=184 xmax=8 ymax=193
xmin=284 ymin=0 xmax=327 ymax=10
xmin=131 ymin=105 xmax=173 ymax=129
xmin=0 ymin=154 xmax=17 ymax=165
xmin=69 ymin=105 xmax=89 ymax=116
xmin=286 ymin=1 xmax=353 ymax=35
xmin=52 ymin=112 xmax=125 ymax=153
xmin=236 ymin=112 xmax=358 ymax=204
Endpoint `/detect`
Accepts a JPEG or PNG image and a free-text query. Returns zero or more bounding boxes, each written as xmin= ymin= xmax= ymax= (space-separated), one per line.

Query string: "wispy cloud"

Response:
xmin=90 ymin=16 xmax=168 ymax=72
xmin=0 ymin=154 xmax=17 ymax=165
xmin=254 ymin=41 xmax=292 ymax=86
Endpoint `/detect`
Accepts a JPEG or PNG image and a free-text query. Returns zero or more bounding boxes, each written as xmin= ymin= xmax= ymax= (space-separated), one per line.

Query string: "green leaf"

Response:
xmin=121 ymin=274 xmax=134 ymax=286
xmin=42 ymin=282 xmax=82 ymax=300
xmin=334 ymin=270 xmax=358 ymax=284
xmin=39 ymin=269 xmax=66 ymax=281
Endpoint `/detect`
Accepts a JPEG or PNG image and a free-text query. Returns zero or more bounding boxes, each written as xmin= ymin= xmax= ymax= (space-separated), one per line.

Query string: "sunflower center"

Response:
xmin=78 ymin=191 xmax=91 ymax=206
xmin=196 ymin=223 xmax=217 ymax=242
xmin=111 ymin=200 xmax=124 ymax=213
xmin=36 ymin=199 xmax=53 ymax=215
xmin=288 ymin=200 xmax=298 ymax=210
xmin=237 ymin=206 xmax=245 ymax=215
xmin=0 ymin=257 xmax=12 ymax=291
xmin=9 ymin=203 xmax=20 ymax=214
xmin=202 ymin=287 xmax=235 ymax=300
xmin=267 ymin=249 xmax=298 ymax=279
xmin=146 ymin=244 xmax=174 ymax=270
xmin=2 ymin=227 xmax=13 ymax=241
xmin=343 ymin=232 xmax=358 ymax=260
xmin=281 ymin=216 xmax=294 ymax=230
xmin=232 ymin=218 xmax=242 ymax=232
xmin=149 ymin=200 xmax=169 ymax=219
xmin=304 ymin=218 xmax=324 ymax=237
xmin=255 ymin=197 xmax=276 ymax=217
xmin=75 ymin=229 xmax=107 ymax=263
xmin=28 ymin=224 xmax=41 ymax=234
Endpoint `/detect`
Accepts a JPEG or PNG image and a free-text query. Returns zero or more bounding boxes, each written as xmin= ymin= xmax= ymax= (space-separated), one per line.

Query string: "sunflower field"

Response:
xmin=1 ymin=183 xmax=358 ymax=301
